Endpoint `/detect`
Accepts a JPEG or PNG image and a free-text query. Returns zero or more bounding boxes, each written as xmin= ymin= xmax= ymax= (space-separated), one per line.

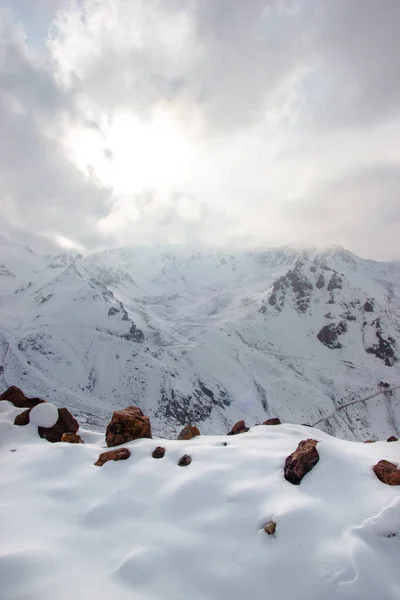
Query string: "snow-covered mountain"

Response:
xmin=1 ymin=234 xmax=399 ymax=439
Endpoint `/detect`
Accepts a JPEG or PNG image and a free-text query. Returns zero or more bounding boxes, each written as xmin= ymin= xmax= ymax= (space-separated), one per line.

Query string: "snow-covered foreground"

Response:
xmin=1 ymin=401 xmax=399 ymax=600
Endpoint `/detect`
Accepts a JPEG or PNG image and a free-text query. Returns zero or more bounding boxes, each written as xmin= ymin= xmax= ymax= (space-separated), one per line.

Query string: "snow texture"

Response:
xmin=1 ymin=401 xmax=400 ymax=600
xmin=1 ymin=234 xmax=400 ymax=440
xmin=29 ymin=402 xmax=59 ymax=428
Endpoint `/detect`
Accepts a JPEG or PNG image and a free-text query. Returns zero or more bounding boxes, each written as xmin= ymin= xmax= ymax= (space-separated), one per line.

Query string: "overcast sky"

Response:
xmin=1 ymin=0 xmax=399 ymax=259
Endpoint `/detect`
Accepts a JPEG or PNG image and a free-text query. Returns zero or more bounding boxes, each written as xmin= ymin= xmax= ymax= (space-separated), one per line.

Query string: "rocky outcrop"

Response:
xmin=227 ymin=420 xmax=249 ymax=435
xmin=284 ymin=439 xmax=319 ymax=485
xmin=363 ymin=300 xmax=374 ymax=312
xmin=387 ymin=436 xmax=398 ymax=442
xmin=0 ymin=386 xmax=45 ymax=409
xmin=108 ymin=307 xmax=120 ymax=317
xmin=262 ymin=261 xmax=313 ymax=314
xmin=177 ymin=424 xmax=200 ymax=440
xmin=152 ymin=446 xmax=166 ymax=459
xmin=317 ymin=321 xmax=347 ymax=349
xmin=263 ymin=418 xmax=281 ymax=425
xmin=95 ymin=448 xmax=131 ymax=467
xmin=105 ymin=406 xmax=152 ymax=447
xmin=178 ymin=454 xmax=192 ymax=466
xmin=38 ymin=408 xmax=79 ymax=443
xmin=365 ymin=318 xmax=397 ymax=366
xmin=124 ymin=322 xmax=145 ymax=343
xmin=61 ymin=432 xmax=84 ymax=443
xmin=316 ymin=274 xmax=325 ymax=289
xmin=327 ymin=272 xmax=343 ymax=291
xmin=373 ymin=460 xmax=400 ymax=486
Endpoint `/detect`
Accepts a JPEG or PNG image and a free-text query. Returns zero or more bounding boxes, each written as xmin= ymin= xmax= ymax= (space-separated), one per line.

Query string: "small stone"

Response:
xmin=177 ymin=424 xmax=200 ymax=440
xmin=364 ymin=439 xmax=375 ymax=443
xmin=178 ymin=454 xmax=191 ymax=467
xmin=61 ymin=432 xmax=84 ymax=444
xmin=14 ymin=409 xmax=31 ymax=426
xmin=227 ymin=420 xmax=249 ymax=435
xmin=387 ymin=436 xmax=398 ymax=442
xmin=95 ymin=448 xmax=131 ymax=467
xmin=284 ymin=439 xmax=319 ymax=485
xmin=263 ymin=418 xmax=281 ymax=425
xmin=373 ymin=460 xmax=400 ymax=486
xmin=264 ymin=521 xmax=276 ymax=536
xmin=152 ymin=446 xmax=166 ymax=459
xmin=38 ymin=407 xmax=79 ymax=443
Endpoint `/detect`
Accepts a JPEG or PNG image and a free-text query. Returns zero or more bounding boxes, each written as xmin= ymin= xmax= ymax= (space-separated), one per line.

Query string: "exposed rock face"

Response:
xmin=178 ymin=454 xmax=192 ymax=466
xmin=105 ymin=406 xmax=152 ymax=447
xmin=327 ymin=272 xmax=343 ymax=291
xmin=152 ymin=446 xmax=166 ymax=459
xmin=108 ymin=307 xmax=120 ymax=317
xmin=363 ymin=300 xmax=374 ymax=312
xmin=284 ymin=439 xmax=319 ymax=485
xmin=264 ymin=521 xmax=276 ymax=535
xmin=227 ymin=420 xmax=249 ymax=435
xmin=177 ymin=424 xmax=200 ymax=440
xmin=61 ymin=432 xmax=84 ymax=444
xmin=38 ymin=408 xmax=79 ymax=443
xmin=0 ymin=386 xmax=45 ymax=409
xmin=264 ymin=262 xmax=313 ymax=314
xmin=387 ymin=436 xmax=398 ymax=442
xmin=95 ymin=447 xmax=131 ymax=467
xmin=14 ymin=409 xmax=31 ymax=426
xmin=263 ymin=418 xmax=281 ymax=425
xmin=124 ymin=322 xmax=145 ymax=343
xmin=317 ymin=321 xmax=347 ymax=349
xmin=316 ymin=274 xmax=325 ymax=289
xmin=365 ymin=318 xmax=397 ymax=366
xmin=373 ymin=460 xmax=400 ymax=486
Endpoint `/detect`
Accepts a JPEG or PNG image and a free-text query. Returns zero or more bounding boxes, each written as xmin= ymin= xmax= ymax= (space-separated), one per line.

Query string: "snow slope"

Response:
xmin=1 ymin=235 xmax=400 ymax=439
xmin=1 ymin=401 xmax=400 ymax=600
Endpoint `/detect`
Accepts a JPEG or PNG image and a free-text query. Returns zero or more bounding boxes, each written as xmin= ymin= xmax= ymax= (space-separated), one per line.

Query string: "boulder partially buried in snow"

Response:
xmin=284 ymin=439 xmax=320 ymax=485
xmin=0 ymin=386 xmax=46 ymax=409
xmin=14 ymin=409 xmax=31 ymax=426
xmin=373 ymin=460 xmax=400 ymax=486
xmin=95 ymin=448 xmax=131 ymax=467
xmin=177 ymin=424 xmax=200 ymax=440
xmin=61 ymin=432 xmax=84 ymax=444
xmin=105 ymin=406 xmax=152 ymax=447
xmin=263 ymin=418 xmax=281 ymax=425
xmin=30 ymin=402 xmax=59 ymax=428
xmin=227 ymin=420 xmax=249 ymax=435
xmin=38 ymin=407 xmax=79 ymax=443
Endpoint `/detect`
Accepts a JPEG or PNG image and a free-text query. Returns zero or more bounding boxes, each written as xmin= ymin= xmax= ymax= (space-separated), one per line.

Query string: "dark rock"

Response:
xmin=178 ymin=454 xmax=192 ymax=467
xmin=124 ymin=322 xmax=145 ymax=343
xmin=327 ymin=272 xmax=343 ymax=291
xmin=264 ymin=521 xmax=276 ymax=535
xmin=14 ymin=409 xmax=31 ymax=426
xmin=363 ymin=300 xmax=374 ymax=312
xmin=262 ymin=262 xmax=313 ymax=314
xmin=105 ymin=406 xmax=152 ymax=447
xmin=227 ymin=420 xmax=249 ymax=435
xmin=316 ymin=274 xmax=325 ymax=289
xmin=0 ymin=386 xmax=46 ymax=409
xmin=61 ymin=432 xmax=84 ymax=443
xmin=177 ymin=424 xmax=200 ymax=440
xmin=152 ymin=446 xmax=166 ymax=459
xmin=95 ymin=447 xmax=131 ymax=467
xmin=108 ymin=307 xmax=120 ymax=317
xmin=365 ymin=318 xmax=397 ymax=366
xmin=263 ymin=418 xmax=281 ymax=425
xmin=364 ymin=439 xmax=375 ymax=443
xmin=38 ymin=408 xmax=79 ymax=443
xmin=373 ymin=460 xmax=400 ymax=486
xmin=317 ymin=321 xmax=347 ymax=349
xmin=387 ymin=436 xmax=398 ymax=442
xmin=284 ymin=439 xmax=319 ymax=485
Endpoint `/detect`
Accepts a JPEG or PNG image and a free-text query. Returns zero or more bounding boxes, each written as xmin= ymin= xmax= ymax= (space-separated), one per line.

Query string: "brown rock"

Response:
xmin=0 ymin=386 xmax=46 ymax=409
xmin=284 ymin=439 xmax=319 ymax=485
xmin=38 ymin=407 xmax=79 ymax=443
xmin=264 ymin=521 xmax=276 ymax=536
xmin=95 ymin=447 xmax=131 ymax=467
xmin=14 ymin=409 xmax=31 ymax=426
xmin=105 ymin=406 xmax=152 ymax=447
xmin=387 ymin=436 xmax=398 ymax=442
xmin=227 ymin=420 xmax=249 ymax=435
xmin=177 ymin=424 xmax=200 ymax=440
xmin=61 ymin=432 xmax=84 ymax=444
xmin=152 ymin=446 xmax=166 ymax=459
xmin=263 ymin=418 xmax=281 ymax=425
xmin=373 ymin=460 xmax=400 ymax=486
xmin=364 ymin=439 xmax=376 ymax=443
xmin=178 ymin=454 xmax=192 ymax=466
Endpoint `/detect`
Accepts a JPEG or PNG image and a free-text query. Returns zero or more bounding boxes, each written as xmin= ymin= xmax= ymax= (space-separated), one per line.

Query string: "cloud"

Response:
xmin=1 ymin=1 xmax=400 ymax=258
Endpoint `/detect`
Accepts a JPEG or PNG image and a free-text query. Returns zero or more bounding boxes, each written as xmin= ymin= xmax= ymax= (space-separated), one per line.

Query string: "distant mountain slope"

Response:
xmin=0 ymin=236 xmax=399 ymax=439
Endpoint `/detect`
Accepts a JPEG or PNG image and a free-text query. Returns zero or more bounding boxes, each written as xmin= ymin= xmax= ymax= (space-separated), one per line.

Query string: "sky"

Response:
xmin=0 ymin=0 xmax=399 ymax=259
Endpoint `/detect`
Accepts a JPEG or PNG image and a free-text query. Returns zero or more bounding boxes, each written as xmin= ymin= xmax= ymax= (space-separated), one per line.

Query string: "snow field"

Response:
xmin=1 ymin=401 xmax=400 ymax=600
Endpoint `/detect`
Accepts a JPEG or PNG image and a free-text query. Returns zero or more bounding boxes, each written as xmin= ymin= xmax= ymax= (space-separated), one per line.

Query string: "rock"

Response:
xmin=317 ymin=321 xmax=347 ymax=349
xmin=178 ymin=454 xmax=192 ymax=466
xmin=373 ymin=460 xmax=400 ymax=486
xmin=387 ymin=436 xmax=398 ymax=442
xmin=0 ymin=386 xmax=46 ymax=409
xmin=152 ymin=446 xmax=166 ymax=459
xmin=38 ymin=407 xmax=79 ymax=443
xmin=14 ymin=409 xmax=31 ymax=426
xmin=105 ymin=406 xmax=152 ymax=447
xmin=264 ymin=521 xmax=276 ymax=536
xmin=284 ymin=439 xmax=319 ymax=485
xmin=363 ymin=300 xmax=374 ymax=312
xmin=364 ymin=439 xmax=375 ymax=443
xmin=177 ymin=424 xmax=200 ymax=440
xmin=227 ymin=420 xmax=249 ymax=435
xmin=316 ymin=274 xmax=325 ymax=289
xmin=95 ymin=448 xmax=131 ymax=467
xmin=263 ymin=418 xmax=281 ymax=425
xmin=61 ymin=432 xmax=84 ymax=444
